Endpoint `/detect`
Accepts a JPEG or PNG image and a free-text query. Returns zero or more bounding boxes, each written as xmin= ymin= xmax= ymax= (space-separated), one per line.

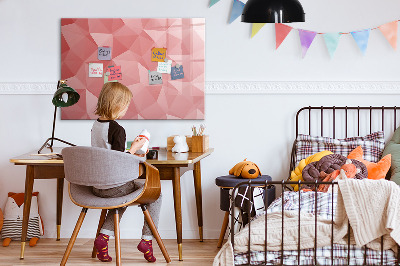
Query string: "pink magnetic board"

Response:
xmin=61 ymin=18 xmax=205 ymax=120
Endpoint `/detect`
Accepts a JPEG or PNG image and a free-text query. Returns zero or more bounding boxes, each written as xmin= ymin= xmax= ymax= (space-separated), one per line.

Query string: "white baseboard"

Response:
xmin=1 ymin=81 xmax=400 ymax=95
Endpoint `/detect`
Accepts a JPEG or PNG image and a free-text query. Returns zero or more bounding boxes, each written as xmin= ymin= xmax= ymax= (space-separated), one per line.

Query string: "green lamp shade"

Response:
xmin=52 ymin=84 xmax=80 ymax=107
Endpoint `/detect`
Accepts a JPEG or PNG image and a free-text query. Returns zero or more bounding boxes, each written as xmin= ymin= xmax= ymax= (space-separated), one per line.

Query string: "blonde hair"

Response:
xmin=95 ymin=82 xmax=133 ymax=120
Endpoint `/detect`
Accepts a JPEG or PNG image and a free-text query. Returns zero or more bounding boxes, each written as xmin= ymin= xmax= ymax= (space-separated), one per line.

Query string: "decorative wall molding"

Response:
xmin=1 ymin=81 xmax=400 ymax=95
xmin=0 ymin=83 xmax=56 ymax=94
xmin=206 ymin=81 xmax=400 ymax=94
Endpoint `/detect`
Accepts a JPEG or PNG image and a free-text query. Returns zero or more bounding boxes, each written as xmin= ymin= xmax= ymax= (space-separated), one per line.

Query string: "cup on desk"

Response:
xmin=146 ymin=150 xmax=158 ymax=160
xmin=127 ymin=141 xmax=157 ymax=159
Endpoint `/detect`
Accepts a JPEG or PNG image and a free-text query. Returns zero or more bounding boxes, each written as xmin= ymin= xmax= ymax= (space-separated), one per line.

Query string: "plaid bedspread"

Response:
xmin=234 ymin=191 xmax=397 ymax=265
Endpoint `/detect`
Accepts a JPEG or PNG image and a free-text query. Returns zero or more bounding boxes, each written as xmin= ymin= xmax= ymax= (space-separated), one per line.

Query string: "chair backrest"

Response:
xmin=62 ymin=146 xmax=145 ymax=187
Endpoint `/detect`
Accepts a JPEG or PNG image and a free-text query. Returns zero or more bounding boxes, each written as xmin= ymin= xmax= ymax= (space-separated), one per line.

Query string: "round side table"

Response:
xmin=215 ymin=175 xmax=275 ymax=248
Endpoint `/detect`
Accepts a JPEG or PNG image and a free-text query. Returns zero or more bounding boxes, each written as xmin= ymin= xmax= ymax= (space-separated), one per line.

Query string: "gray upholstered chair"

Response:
xmin=60 ymin=146 xmax=171 ymax=265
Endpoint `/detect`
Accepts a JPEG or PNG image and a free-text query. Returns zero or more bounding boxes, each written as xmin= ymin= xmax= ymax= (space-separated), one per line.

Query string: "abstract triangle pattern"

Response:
xmin=351 ymin=29 xmax=370 ymax=55
xmin=275 ymin=23 xmax=292 ymax=49
xmin=61 ymin=18 xmax=205 ymax=120
xmin=229 ymin=0 xmax=245 ymax=24
xmin=379 ymin=21 xmax=397 ymax=50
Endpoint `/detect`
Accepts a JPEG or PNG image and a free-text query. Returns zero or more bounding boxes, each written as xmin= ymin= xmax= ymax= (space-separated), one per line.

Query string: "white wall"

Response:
xmin=1 ymin=0 xmax=400 ymax=240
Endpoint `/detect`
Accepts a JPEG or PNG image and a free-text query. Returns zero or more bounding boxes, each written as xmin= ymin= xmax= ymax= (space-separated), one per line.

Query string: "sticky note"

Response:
xmin=171 ymin=65 xmax=184 ymax=80
xmin=98 ymin=47 xmax=112 ymax=60
xmin=108 ymin=65 xmax=122 ymax=81
xmin=149 ymin=71 xmax=163 ymax=85
xmin=157 ymin=60 xmax=172 ymax=74
xmin=89 ymin=63 xmax=103 ymax=77
xmin=104 ymin=72 xmax=117 ymax=83
xmin=151 ymin=48 xmax=167 ymax=62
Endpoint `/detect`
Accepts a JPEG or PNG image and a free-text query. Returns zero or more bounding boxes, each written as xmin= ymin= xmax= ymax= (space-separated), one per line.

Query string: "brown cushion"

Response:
xmin=302 ymin=154 xmax=368 ymax=189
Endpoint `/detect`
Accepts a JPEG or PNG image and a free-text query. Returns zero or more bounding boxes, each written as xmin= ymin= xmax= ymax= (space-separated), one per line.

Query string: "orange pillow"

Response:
xmin=347 ymin=146 xmax=391 ymax=180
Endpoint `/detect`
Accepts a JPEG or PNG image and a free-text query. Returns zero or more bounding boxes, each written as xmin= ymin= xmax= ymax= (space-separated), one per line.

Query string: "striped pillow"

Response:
xmin=294 ymin=131 xmax=385 ymax=167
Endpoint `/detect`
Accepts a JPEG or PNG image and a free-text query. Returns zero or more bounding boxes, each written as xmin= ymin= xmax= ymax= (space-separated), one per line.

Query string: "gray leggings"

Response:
xmin=92 ymin=180 xmax=162 ymax=240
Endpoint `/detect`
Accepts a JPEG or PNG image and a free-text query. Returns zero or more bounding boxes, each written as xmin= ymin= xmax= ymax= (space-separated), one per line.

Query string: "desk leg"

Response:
xmin=172 ymin=167 xmax=183 ymax=261
xmin=193 ymin=161 xmax=203 ymax=242
xmin=20 ymin=165 xmax=35 ymax=259
xmin=56 ymin=178 xmax=64 ymax=241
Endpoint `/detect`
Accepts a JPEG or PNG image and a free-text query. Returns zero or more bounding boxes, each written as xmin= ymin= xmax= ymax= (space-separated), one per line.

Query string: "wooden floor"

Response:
xmin=0 ymin=239 xmax=221 ymax=265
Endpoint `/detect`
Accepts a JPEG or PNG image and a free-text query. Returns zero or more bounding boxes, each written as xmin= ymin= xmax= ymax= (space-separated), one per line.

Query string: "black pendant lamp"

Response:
xmin=242 ymin=0 xmax=305 ymax=23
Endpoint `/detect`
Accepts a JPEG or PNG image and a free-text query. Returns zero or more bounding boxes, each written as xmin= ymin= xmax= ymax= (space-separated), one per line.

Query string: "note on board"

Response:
xmin=89 ymin=63 xmax=103 ymax=77
xmin=171 ymin=64 xmax=184 ymax=80
xmin=149 ymin=71 xmax=163 ymax=85
xmin=108 ymin=65 xmax=122 ymax=81
xmin=98 ymin=47 xmax=112 ymax=60
xmin=157 ymin=60 xmax=172 ymax=74
xmin=151 ymin=48 xmax=167 ymax=62
xmin=104 ymin=72 xmax=118 ymax=83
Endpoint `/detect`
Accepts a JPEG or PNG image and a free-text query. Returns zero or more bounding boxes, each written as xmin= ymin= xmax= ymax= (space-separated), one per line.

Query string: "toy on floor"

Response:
xmin=0 ymin=208 xmax=3 ymax=232
xmin=1 ymin=192 xmax=44 ymax=247
xmin=229 ymin=159 xmax=261 ymax=179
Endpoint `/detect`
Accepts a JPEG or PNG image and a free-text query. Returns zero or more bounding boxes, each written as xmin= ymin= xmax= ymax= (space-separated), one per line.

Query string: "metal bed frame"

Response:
xmin=230 ymin=106 xmax=400 ymax=266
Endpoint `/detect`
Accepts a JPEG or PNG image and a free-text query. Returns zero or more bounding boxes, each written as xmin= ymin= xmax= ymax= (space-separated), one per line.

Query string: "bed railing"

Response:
xmin=230 ymin=180 xmax=400 ymax=266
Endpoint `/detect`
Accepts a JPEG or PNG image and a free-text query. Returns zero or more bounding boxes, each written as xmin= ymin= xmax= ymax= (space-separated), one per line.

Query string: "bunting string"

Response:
xmin=209 ymin=0 xmax=400 ymax=58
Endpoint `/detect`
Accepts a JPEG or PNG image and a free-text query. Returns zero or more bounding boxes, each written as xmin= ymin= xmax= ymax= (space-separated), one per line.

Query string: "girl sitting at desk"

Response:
xmin=91 ymin=82 xmax=162 ymax=263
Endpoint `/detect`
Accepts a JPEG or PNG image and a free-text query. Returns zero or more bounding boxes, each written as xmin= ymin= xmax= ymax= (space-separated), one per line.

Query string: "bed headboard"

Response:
xmin=290 ymin=106 xmax=400 ymax=179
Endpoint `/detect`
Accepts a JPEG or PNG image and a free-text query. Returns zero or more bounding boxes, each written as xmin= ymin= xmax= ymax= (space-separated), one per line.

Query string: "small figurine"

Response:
xmin=172 ymin=135 xmax=189 ymax=153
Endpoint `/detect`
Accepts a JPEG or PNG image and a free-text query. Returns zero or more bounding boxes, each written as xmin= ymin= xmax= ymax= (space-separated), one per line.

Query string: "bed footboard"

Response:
xmin=230 ymin=180 xmax=400 ymax=266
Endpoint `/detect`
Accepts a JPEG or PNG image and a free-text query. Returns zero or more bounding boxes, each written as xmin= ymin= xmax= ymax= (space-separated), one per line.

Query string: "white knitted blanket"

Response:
xmin=213 ymin=179 xmax=400 ymax=266
xmin=335 ymin=178 xmax=400 ymax=251
xmin=213 ymin=211 xmax=343 ymax=266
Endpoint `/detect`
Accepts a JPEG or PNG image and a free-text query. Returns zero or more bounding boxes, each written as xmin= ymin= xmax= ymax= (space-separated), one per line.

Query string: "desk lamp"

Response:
xmin=241 ymin=0 xmax=305 ymax=23
xmin=38 ymin=80 xmax=80 ymax=154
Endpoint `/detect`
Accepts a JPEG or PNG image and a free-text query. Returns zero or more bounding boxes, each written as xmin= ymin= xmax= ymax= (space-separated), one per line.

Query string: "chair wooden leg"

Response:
xmin=91 ymin=209 xmax=108 ymax=258
xmin=114 ymin=210 xmax=121 ymax=266
xmin=217 ymin=211 xmax=230 ymax=248
xmin=141 ymin=205 xmax=171 ymax=263
xmin=60 ymin=208 xmax=88 ymax=266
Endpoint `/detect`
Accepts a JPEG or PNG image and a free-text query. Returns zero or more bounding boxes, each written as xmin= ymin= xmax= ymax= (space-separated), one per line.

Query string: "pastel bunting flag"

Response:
xmin=323 ymin=33 xmax=341 ymax=58
xmin=229 ymin=0 xmax=245 ymax=24
xmin=275 ymin=23 xmax=293 ymax=49
xmin=251 ymin=23 xmax=266 ymax=38
xmin=378 ymin=21 xmax=398 ymax=50
xmin=298 ymin=29 xmax=317 ymax=58
xmin=351 ymin=29 xmax=370 ymax=55
xmin=209 ymin=0 xmax=220 ymax=7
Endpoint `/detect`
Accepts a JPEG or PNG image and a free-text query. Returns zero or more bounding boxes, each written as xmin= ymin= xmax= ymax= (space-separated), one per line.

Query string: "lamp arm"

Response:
xmin=50 ymin=105 xmax=57 ymax=148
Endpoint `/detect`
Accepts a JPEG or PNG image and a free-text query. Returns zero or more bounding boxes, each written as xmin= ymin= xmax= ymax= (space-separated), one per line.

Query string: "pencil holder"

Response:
xmin=191 ymin=135 xmax=209 ymax=153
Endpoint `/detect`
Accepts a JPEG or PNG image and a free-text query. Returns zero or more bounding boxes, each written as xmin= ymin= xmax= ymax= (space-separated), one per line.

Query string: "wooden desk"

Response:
xmin=9 ymin=148 xmax=64 ymax=259
xmin=10 ymin=147 xmax=213 ymax=261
